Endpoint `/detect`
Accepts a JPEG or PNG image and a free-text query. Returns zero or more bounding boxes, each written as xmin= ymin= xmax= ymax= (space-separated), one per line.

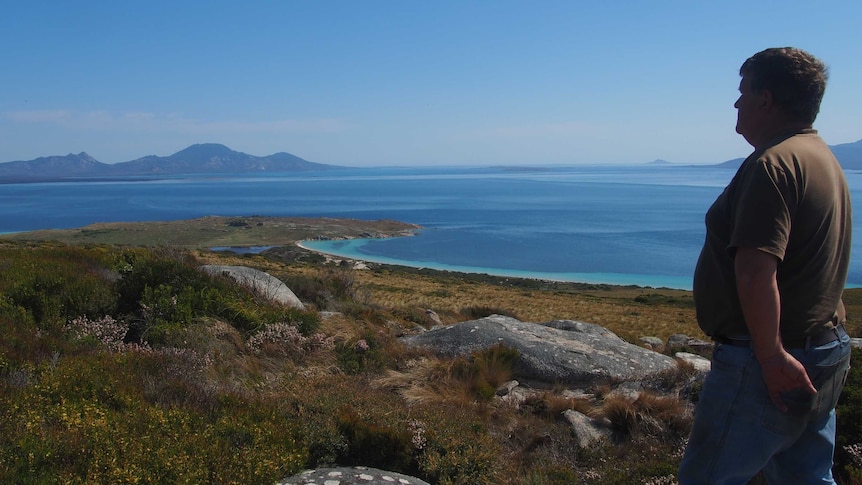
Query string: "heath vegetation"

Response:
xmin=2 ymin=237 xmax=862 ymax=484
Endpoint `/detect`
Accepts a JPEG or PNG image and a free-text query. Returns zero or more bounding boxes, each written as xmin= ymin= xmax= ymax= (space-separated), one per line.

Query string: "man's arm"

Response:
xmin=734 ymin=246 xmax=816 ymax=412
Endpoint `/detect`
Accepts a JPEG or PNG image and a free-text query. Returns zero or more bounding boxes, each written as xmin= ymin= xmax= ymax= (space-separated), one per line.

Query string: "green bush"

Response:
xmin=140 ymin=283 xmax=197 ymax=326
xmin=115 ymin=252 xmax=204 ymax=312
xmin=0 ymin=294 xmax=34 ymax=328
xmin=335 ymin=407 xmax=417 ymax=473
xmin=280 ymin=377 xmax=511 ymax=484
xmin=115 ymin=250 xmax=321 ymax=340
xmin=573 ymin=439 xmax=684 ymax=484
xmin=412 ymin=405 xmax=506 ymax=485
xmin=280 ymin=268 xmax=358 ymax=311
xmin=336 ymin=334 xmax=387 ymax=375
xmin=261 ymin=306 xmax=321 ymax=336
xmin=279 ymin=274 xmax=331 ymax=309
xmin=0 ymin=244 xmax=118 ymax=329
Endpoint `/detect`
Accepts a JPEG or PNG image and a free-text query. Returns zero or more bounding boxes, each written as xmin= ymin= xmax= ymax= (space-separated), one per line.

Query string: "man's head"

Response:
xmin=739 ymin=47 xmax=828 ymax=125
xmin=734 ymin=47 xmax=828 ymax=147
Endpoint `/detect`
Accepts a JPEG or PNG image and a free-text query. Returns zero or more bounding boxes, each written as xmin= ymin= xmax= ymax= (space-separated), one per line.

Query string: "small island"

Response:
xmin=0 ymin=215 xmax=421 ymax=248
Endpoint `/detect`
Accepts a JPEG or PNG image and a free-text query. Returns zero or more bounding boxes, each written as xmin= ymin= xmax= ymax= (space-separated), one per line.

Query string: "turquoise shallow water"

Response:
xmin=2 ymin=164 xmax=861 ymax=290
xmin=299 ymin=238 xmax=694 ymax=289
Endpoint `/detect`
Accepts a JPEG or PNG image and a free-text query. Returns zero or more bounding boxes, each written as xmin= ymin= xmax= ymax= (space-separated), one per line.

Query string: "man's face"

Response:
xmin=733 ymin=76 xmax=764 ymax=146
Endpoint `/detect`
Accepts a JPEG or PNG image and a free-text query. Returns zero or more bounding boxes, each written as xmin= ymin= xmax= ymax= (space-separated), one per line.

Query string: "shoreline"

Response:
xmin=296 ymin=239 xmax=694 ymax=291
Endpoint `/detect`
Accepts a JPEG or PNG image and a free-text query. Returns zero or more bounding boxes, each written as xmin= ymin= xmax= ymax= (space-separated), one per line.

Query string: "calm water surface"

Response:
xmin=3 ymin=165 xmax=861 ymax=290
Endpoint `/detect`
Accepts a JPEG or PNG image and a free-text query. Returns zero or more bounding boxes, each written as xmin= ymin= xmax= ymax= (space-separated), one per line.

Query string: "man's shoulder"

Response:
xmin=778 ymin=130 xmax=828 ymax=149
xmin=757 ymin=131 xmax=836 ymax=168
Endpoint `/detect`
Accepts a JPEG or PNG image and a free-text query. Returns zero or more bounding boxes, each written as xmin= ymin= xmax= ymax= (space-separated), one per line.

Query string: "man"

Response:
xmin=678 ymin=47 xmax=852 ymax=484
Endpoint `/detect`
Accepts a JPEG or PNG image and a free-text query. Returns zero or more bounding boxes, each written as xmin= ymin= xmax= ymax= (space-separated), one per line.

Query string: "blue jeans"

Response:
xmin=678 ymin=334 xmax=851 ymax=484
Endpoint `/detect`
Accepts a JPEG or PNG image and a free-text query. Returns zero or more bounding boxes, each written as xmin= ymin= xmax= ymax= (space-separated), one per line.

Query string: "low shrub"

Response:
xmin=335 ymin=407 xmax=417 ymax=473
xmin=412 ymin=405 xmax=507 ymax=485
xmin=280 ymin=267 xmax=360 ymax=310
xmin=279 ymin=273 xmax=331 ymax=309
xmin=0 ymin=244 xmax=118 ymax=329
xmin=115 ymin=250 xmax=206 ymax=314
xmin=574 ymin=439 xmax=685 ymax=485
xmin=336 ymin=333 xmax=393 ymax=375
xmin=64 ymin=315 xmax=128 ymax=352
xmin=247 ymin=322 xmax=334 ymax=361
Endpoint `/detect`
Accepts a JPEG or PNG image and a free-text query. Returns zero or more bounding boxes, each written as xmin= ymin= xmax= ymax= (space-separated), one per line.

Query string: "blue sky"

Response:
xmin=1 ymin=1 xmax=860 ymax=167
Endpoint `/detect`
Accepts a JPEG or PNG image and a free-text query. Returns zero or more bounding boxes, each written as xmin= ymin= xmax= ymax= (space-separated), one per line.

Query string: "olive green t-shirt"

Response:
xmin=693 ymin=129 xmax=852 ymax=339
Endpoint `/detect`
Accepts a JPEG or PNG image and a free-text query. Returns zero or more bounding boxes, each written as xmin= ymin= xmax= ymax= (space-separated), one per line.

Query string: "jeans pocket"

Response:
xmin=811 ymin=352 xmax=851 ymax=418
xmin=761 ymin=343 xmax=850 ymax=432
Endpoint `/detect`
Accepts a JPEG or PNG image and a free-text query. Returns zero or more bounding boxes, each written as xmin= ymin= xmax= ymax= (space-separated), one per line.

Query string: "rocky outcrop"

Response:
xmin=424 ymin=309 xmax=442 ymax=326
xmin=563 ymin=410 xmax=613 ymax=448
xmin=277 ymin=467 xmax=431 ymax=485
xmin=401 ymin=315 xmax=678 ymax=387
xmin=201 ymin=265 xmax=305 ymax=310
xmin=675 ymin=351 xmax=711 ymax=372
xmin=639 ymin=336 xmax=665 ymax=353
xmin=666 ymin=333 xmax=713 ymax=353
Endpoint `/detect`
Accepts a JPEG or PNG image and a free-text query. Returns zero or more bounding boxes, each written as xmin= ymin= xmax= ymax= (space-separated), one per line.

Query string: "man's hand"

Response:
xmin=757 ymin=349 xmax=817 ymax=412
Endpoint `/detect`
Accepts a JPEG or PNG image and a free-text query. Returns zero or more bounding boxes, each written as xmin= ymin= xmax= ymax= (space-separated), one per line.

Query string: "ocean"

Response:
xmin=2 ymin=165 xmax=861 ymax=290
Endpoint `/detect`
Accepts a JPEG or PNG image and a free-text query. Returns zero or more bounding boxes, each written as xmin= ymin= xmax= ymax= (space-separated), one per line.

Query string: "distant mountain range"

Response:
xmin=713 ymin=138 xmax=862 ymax=169
xmin=2 ymin=138 xmax=861 ymax=182
xmin=0 ymin=143 xmax=342 ymax=182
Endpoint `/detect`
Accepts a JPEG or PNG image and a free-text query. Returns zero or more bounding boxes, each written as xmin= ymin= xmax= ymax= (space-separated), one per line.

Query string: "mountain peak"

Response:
xmin=170 ymin=143 xmax=236 ymax=158
xmin=75 ymin=152 xmax=97 ymax=162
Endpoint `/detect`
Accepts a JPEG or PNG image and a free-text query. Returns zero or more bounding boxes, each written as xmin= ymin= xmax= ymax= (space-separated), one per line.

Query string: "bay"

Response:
xmin=2 ymin=165 xmax=860 ymax=290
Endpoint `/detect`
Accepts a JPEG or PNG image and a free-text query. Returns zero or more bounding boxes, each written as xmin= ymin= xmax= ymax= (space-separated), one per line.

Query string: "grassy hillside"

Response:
xmin=2 ymin=219 xmax=862 ymax=484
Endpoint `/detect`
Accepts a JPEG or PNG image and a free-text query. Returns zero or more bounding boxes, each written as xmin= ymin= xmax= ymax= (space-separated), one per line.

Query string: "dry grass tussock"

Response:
xmin=597 ymin=391 xmax=690 ymax=438
xmin=376 ymin=357 xmax=465 ymax=405
xmin=375 ymin=345 xmax=514 ymax=407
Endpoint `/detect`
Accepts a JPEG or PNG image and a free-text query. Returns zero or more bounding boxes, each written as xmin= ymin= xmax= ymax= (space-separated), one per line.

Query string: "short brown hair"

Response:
xmin=740 ymin=47 xmax=829 ymax=124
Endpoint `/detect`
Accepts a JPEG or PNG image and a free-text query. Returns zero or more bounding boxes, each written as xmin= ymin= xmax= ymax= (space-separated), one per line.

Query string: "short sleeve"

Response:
xmin=728 ymin=160 xmax=793 ymax=261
